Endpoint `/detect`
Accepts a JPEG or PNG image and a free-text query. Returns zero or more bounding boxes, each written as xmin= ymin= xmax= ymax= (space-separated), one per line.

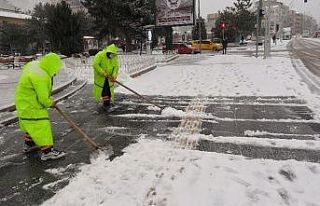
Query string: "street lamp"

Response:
xmin=140 ymin=18 xmax=144 ymax=55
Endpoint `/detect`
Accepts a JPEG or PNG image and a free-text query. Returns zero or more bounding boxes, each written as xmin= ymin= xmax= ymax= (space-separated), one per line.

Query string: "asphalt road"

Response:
xmin=289 ymin=38 xmax=320 ymax=77
xmin=2 ymin=46 xmax=320 ymax=204
xmin=1 ymin=85 xmax=320 ymax=205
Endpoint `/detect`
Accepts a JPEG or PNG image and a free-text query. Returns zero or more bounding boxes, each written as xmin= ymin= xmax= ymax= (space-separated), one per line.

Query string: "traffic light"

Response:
xmin=259 ymin=9 xmax=265 ymax=17
xmin=276 ymin=24 xmax=279 ymax=32
xmin=304 ymin=0 xmax=307 ymax=3
xmin=220 ymin=22 xmax=225 ymax=29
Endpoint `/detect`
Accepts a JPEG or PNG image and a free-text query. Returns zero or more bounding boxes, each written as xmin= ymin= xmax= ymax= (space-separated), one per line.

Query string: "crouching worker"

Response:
xmin=15 ymin=53 xmax=66 ymax=161
xmin=92 ymin=44 xmax=119 ymax=110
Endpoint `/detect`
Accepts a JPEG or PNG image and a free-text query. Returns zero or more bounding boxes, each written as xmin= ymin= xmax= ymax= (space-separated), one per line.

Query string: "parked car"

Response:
xmin=173 ymin=43 xmax=200 ymax=54
xmin=190 ymin=40 xmax=222 ymax=51
xmin=190 ymin=40 xmax=213 ymax=50
xmin=211 ymin=38 xmax=223 ymax=50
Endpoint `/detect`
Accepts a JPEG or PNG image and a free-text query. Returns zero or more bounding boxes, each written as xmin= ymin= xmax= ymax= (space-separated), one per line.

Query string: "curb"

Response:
xmin=165 ymin=55 xmax=179 ymax=63
xmin=0 ymin=77 xmax=77 ymax=112
xmin=0 ymin=81 xmax=87 ymax=126
xmin=55 ymin=81 xmax=87 ymax=102
xmin=0 ymin=114 xmax=18 ymax=126
xmin=129 ymin=55 xmax=179 ymax=78
xmin=130 ymin=65 xmax=157 ymax=78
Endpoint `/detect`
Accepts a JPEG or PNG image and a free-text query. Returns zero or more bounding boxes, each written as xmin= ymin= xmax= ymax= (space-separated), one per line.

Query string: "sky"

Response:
xmin=201 ymin=0 xmax=320 ymax=24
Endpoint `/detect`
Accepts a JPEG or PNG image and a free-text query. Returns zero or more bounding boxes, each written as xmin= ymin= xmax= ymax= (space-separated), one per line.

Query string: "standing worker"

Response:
xmin=222 ymin=38 xmax=228 ymax=55
xmin=15 ymin=53 xmax=66 ymax=161
xmin=92 ymin=44 xmax=119 ymax=110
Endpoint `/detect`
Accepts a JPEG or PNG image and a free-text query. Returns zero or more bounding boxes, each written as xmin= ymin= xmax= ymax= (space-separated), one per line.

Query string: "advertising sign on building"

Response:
xmin=156 ymin=0 xmax=195 ymax=27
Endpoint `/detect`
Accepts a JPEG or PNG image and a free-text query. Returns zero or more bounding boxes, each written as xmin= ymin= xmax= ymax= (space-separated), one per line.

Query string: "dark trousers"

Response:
xmin=223 ymin=47 xmax=227 ymax=54
xmin=101 ymin=78 xmax=111 ymax=107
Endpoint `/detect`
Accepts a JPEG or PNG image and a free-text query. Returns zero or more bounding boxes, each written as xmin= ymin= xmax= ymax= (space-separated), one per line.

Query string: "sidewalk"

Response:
xmin=0 ymin=54 xmax=178 ymax=125
xmin=0 ymin=63 xmax=75 ymax=110
xmin=228 ymin=39 xmax=291 ymax=54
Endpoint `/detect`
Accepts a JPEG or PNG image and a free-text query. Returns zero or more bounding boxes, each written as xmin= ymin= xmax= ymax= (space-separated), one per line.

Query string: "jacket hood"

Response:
xmin=39 ymin=53 xmax=63 ymax=77
xmin=105 ymin=44 xmax=118 ymax=54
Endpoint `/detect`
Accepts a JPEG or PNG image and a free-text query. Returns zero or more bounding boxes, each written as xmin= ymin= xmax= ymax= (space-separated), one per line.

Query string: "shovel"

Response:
xmin=114 ymin=80 xmax=164 ymax=110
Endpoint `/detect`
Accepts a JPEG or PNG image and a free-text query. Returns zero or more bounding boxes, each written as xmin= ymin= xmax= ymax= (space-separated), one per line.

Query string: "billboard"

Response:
xmin=156 ymin=0 xmax=195 ymax=27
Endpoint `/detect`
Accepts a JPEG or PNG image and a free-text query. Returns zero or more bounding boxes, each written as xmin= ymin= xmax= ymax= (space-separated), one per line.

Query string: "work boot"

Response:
xmin=23 ymin=134 xmax=38 ymax=153
xmin=40 ymin=147 xmax=66 ymax=161
xmin=103 ymin=100 xmax=111 ymax=110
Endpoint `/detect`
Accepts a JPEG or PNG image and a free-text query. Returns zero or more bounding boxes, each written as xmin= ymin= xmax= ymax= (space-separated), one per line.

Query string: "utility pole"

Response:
xmin=256 ymin=0 xmax=263 ymax=57
xmin=198 ymin=0 xmax=202 ymax=52
xmin=302 ymin=0 xmax=306 ymax=37
xmin=222 ymin=24 xmax=225 ymax=39
xmin=264 ymin=0 xmax=271 ymax=58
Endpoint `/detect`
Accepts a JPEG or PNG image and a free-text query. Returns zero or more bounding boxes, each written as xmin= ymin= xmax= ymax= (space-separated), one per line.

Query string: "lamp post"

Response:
xmin=140 ymin=18 xmax=143 ymax=55
xmin=198 ymin=0 xmax=201 ymax=52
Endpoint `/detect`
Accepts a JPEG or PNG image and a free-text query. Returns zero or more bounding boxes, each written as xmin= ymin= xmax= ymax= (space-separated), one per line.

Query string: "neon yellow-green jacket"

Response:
xmin=15 ymin=53 xmax=62 ymax=119
xmin=15 ymin=53 xmax=62 ymax=147
xmin=92 ymin=44 xmax=119 ymax=102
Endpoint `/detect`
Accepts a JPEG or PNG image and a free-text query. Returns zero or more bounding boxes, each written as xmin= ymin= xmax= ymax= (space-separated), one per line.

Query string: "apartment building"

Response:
xmin=254 ymin=0 xmax=317 ymax=36
xmin=206 ymin=13 xmax=219 ymax=39
xmin=288 ymin=10 xmax=303 ymax=35
xmin=0 ymin=0 xmax=31 ymax=26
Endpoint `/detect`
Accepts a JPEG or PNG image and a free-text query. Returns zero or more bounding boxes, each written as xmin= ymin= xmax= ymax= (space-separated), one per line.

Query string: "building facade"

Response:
xmin=288 ymin=10 xmax=303 ymax=35
xmin=0 ymin=0 xmax=31 ymax=27
xmin=254 ymin=0 xmax=318 ymax=37
xmin=206 ymin=13 xmax=219 ymax=40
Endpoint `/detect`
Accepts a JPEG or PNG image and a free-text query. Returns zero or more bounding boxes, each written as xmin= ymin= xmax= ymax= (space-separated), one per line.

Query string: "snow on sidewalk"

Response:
xmin=43 ymin=53 xmax=320 ymax=205
xmin=116 ymin=54 xmax=309 ymax=97
xmin=43 ymin=138 xmax=320 ymax=206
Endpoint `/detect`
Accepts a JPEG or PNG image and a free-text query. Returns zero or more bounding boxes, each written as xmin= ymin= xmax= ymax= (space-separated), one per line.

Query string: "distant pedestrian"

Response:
xmin=241 ymin=35 xmax=244 ymax=44
xmin=272 ymin=35 xmax=276 ymax=44
xmin=222 ymin=38 xmax=228 ymax=55
xmin=92 ymin=44 xmax=119 ymax=110
xmin=15 ymin=53 xmax=66 ymax=161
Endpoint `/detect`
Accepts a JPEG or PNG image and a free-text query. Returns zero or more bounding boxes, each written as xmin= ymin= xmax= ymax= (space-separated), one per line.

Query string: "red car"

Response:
xmin=173 ymin=43 xmax=201 ymax=54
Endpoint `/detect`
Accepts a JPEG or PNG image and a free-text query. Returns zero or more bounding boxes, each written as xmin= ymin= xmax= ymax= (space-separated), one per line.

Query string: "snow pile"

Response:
xmin=45 ymin=165 xmax=74 ymax=177
xmin=161 ymin=107 xmax=185 ymax=117
xmin=244 ymin=130 xmax=268 ymax=136
xmin=43 ymin=138 xmax=320 ymax=206
xmin=147 ymin=105 xmax=161 ymax=111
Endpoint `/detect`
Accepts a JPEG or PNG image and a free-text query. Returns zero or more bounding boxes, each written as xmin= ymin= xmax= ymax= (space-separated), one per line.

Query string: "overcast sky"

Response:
xmin=201 ymin=0 xmax=320 ymax=24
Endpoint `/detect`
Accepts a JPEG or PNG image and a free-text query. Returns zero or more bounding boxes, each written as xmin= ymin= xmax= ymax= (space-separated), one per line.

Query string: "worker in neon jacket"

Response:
xmin=92 ymin=44 xmax=119 ymax=110
xmin=15 ymin=53 xmax=66 ymax=161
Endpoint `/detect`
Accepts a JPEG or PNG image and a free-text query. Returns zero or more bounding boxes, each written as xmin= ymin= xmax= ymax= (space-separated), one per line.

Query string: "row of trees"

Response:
xmin=214 ymin=0 xmax=256 ymax=42
xmin=187 ymin=0 xmax=256 ymax=43
xmin=0 ymin=0 xmax=156 ymax=56
xmin=0 ymin=1 xmax=92 ymax=56
xmin=0 ymin=0 xmax=255 ymax=55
